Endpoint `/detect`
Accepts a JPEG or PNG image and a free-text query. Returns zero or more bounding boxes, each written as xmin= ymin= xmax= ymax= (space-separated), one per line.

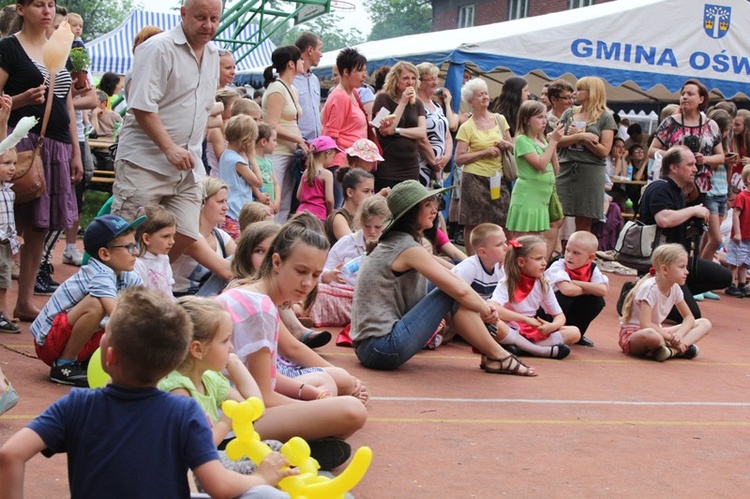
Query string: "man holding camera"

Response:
xmin=637 ymin=145 xmax=731 ymax=319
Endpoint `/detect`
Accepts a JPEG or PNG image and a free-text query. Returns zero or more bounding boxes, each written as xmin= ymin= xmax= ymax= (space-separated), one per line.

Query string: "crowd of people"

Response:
xmin=0 ymin=0 xmax=745 ymax=496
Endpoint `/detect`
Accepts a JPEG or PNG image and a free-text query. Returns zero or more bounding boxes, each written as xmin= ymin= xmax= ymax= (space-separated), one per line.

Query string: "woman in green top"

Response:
xmin=506 ymin=101 xmax=564 ymax=237
xmin=556 ymin=76 xmax=617 ymax=232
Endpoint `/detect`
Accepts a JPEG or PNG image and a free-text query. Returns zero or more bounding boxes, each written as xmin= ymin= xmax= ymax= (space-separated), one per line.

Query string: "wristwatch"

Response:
xmin=395 ymin=127 xmax=402 ymax=135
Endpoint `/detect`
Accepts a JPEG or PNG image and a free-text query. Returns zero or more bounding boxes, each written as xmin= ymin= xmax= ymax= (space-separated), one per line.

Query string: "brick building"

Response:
xmin=432 ymin=0 xmax=614 ymax=31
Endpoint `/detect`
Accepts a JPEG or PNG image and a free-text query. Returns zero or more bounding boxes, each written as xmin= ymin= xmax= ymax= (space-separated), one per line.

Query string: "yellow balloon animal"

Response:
xmin=222 ymin=398 xmax=372 ymax=499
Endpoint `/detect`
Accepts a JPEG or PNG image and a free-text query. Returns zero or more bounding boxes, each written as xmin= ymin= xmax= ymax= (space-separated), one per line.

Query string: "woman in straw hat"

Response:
xmin=350 ymin=180 xmax=536 ymax=376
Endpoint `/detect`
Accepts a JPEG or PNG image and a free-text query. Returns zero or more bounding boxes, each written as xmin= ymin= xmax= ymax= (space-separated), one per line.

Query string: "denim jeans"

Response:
xmin=354 ymin=288 xmax=455 ymax=370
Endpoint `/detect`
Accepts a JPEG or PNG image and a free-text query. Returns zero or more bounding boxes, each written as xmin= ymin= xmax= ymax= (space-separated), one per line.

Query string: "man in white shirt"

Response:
xmin=113 ymin=0 xmax=221 ymax=260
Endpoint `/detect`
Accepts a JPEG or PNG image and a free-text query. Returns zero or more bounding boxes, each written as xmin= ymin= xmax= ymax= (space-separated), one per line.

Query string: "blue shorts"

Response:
xmin=726 ymin=239 xmax=750 ymax=267
xmin=704 ymin=194 xmax=728 ymax=216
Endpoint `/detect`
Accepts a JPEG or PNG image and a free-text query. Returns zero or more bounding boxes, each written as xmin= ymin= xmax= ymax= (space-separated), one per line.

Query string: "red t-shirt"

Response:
xmin=732 ymin=190 xmax=750 ymax=240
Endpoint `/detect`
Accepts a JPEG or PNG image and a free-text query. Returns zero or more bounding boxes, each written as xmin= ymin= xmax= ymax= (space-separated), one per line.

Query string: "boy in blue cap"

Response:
xmin=30 ymin=214 xmax=146 ymax=387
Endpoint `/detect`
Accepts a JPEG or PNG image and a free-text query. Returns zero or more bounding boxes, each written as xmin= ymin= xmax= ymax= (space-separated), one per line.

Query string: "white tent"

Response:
xmin=87 ymin=9 xmax=275 ymax=75
xmin=236 ymin=0 xmax=749 ymax=105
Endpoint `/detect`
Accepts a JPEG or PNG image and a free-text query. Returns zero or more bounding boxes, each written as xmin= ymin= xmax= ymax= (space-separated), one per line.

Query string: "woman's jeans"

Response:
xmin=354 ymin=288 xmax=454 ymax=370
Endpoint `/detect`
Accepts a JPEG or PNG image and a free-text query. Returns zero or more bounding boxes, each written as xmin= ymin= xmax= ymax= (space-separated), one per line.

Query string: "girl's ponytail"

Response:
xmin=305 ymin=146 xmax=318 ymax=186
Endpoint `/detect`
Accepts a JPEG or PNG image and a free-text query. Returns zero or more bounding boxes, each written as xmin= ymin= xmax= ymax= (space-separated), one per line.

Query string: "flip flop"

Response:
xmin=301 ymin=330 xmax=332 ymax=349
xmin=0 ymin=382 xmax=18 ymax=416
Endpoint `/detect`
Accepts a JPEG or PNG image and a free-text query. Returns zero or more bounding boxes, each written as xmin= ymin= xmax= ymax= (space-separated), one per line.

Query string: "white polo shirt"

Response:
xmin=116 ymin=24 xmax=219 ymax=180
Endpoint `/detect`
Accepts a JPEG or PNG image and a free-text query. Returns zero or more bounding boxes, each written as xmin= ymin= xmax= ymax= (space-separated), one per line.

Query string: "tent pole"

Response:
xmin=445 ymin=62 xmax=465 ymax=114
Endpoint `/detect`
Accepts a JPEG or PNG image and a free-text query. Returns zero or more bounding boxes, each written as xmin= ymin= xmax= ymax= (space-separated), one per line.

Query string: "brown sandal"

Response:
xmin=481 ymin=354 xmax=537 ymax=377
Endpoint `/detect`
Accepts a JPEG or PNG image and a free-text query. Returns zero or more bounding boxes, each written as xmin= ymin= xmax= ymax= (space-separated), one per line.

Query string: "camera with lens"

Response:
xmin=686 ymin=217 xmax=708 ymax=238
xmin=683 ymin=135 xmax=701 ymax=153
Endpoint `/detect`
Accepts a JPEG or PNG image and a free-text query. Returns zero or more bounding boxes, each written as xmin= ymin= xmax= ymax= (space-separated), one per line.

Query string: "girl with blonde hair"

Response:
xmin=219 ymin=115 xmax=262 ymax=239
xmin=207 ymin=87 xmax=241 ymax=178
xmin=618 ymin=244 xmax=711 ymax=361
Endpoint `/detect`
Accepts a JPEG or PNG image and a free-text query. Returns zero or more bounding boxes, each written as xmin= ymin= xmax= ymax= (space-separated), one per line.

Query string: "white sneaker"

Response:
xmin=62 ymin=247 xmax=83 ymax=266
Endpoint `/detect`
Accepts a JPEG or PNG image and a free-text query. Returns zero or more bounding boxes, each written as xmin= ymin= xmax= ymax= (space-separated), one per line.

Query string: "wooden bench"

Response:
xmin=88 ymin=169 xmax=114 ymax=192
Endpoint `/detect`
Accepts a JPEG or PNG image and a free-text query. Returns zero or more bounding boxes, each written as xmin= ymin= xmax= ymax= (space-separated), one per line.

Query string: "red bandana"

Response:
xmin=513 ymin=273 xmax=536 ymax=303
xmin=565 ymin=261 xmax=593 ymax=282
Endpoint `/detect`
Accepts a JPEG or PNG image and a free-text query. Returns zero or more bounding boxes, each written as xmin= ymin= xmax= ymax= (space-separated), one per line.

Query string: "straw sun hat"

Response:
xmin=382 ymin=180 xmax=452 ymax=236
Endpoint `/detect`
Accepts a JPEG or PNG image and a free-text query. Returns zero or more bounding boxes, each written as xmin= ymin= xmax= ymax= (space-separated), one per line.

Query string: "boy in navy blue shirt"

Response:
xmin=0 ymin=287 xmax=295 ymax=498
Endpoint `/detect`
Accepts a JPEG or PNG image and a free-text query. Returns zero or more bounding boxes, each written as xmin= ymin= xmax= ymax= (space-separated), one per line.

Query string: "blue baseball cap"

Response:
xmin=83 ymin=214 xmax=147 ymax=258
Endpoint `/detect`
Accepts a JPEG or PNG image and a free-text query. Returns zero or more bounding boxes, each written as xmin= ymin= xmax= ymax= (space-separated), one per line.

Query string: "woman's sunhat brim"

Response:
xmin=381 ymin=181 xmax=453 ymax=236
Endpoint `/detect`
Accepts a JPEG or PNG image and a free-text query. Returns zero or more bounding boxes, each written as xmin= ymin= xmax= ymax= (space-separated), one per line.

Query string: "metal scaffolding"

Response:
xmin=215 ymin=0 xmax=331 ymax=65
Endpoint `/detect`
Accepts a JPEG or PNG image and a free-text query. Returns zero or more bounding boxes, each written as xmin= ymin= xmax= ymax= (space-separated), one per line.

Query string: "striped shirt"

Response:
xmin=215 ymin=288 xmax=279 ymax=388
xmin=30 ymin=259 xmax=143 ymax=346
xmin=451 ymin=255 xmax=504 ymax=299
xmin=0 ymin=183 xmax=19 ymax=254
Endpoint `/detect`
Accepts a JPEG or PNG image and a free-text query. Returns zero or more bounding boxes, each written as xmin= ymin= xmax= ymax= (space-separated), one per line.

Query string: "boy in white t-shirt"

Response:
xmin=449 ymin=224 xmax=507 ymax=344
xmin=544 ymin=231 xmax=609 ymax=347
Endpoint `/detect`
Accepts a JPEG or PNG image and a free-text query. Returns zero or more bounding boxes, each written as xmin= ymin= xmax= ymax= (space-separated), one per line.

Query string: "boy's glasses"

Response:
xmin=108 ymin=243 xmax=140 ymax=255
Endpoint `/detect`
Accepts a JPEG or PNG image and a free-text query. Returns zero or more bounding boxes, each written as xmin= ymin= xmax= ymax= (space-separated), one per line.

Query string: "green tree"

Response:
xmin=364 ymin=0 xmax=431 ymax=41
xmin=0 ymin=0 xmax=142 ymax=41
xmin=278 ymin=13 xmax=364 ymax=51
xmin=67 ymin=0 xmax=142 ymax=41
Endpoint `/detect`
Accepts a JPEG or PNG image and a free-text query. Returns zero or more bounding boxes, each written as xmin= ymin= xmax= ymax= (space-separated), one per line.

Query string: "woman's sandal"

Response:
xmin=481 ymin=354 xmax=537 ymax=377
xmin=300 ymin=330 xmax=332 ymax=349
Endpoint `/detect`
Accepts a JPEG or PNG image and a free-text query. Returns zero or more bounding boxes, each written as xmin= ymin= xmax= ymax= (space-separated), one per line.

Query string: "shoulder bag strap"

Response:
xmin=30 ymin=78 xmax=56 ymax=152
xmin=212 ymin=227 xmax=227 ymax=258
xmin=277 ymin=79 xmax=300 ymax=121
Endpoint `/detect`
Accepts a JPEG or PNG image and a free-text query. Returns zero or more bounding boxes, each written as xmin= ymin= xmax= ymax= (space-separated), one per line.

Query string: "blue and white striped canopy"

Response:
xmin=87 ymin=9 xmax=275 ymax=75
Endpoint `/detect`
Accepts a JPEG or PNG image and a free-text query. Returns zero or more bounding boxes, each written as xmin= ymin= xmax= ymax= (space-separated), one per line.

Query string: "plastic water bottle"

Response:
xmin=626 ymin=164 xmax=633 ymax=180
xmin=341 ymin=255 xmax=364 ymax=276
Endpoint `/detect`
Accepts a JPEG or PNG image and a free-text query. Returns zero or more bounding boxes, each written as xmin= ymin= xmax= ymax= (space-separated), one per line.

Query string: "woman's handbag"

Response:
xmin=502 ymin=148 xmax=517 ymax=182
xmin=12 ymin=138 xmax=45 ymax=203
xmin=12 ymin=88 xmax=53 ymax=204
